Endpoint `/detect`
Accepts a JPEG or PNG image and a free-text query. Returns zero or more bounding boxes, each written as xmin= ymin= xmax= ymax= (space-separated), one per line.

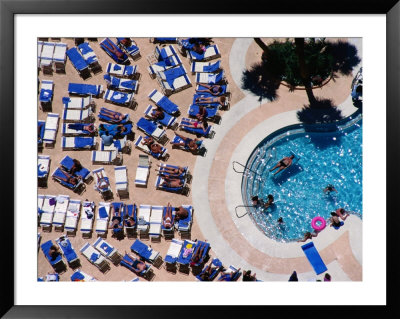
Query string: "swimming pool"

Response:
xmin=242 ymin=118 xmax=362 ymax=242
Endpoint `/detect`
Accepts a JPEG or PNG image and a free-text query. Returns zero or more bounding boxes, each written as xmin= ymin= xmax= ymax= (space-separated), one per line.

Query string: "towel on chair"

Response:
xmin=99 ymin=207 xmax=108 ymax=219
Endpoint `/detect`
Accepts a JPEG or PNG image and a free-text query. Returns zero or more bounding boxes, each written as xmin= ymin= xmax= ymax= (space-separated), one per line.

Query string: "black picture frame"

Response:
xmin=1 ymin=0 xmax=398 ymax=317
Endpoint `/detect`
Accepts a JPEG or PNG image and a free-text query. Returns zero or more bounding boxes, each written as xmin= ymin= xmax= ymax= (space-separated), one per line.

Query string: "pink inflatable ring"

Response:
xmin=311 ymin=216 xmax=326 ymax=231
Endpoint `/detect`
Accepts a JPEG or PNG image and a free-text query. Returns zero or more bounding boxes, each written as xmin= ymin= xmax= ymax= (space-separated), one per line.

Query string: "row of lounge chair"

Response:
xmin=66 ymin=42 xmax=102 ymax=79
xmin=38 ymin=41 xmax=67 ymax=74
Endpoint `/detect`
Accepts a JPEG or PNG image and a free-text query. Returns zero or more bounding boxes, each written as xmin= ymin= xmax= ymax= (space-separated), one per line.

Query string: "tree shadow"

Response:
xmin=241 ymin=62 xmax=279 ymax=102
xmin=329 ymin=40 xmax=361 ymax=76
xmin=297 ymin=98 xmax=344 ymax=125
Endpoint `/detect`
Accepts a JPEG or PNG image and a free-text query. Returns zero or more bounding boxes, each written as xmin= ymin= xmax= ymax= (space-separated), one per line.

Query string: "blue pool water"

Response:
xmin=244 ymin=121 xmax=362 ymax=242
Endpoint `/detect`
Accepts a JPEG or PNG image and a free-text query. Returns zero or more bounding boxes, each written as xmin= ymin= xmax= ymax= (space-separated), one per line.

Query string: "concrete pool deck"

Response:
xmin=192 ymin=38 xmax=363 ymax=281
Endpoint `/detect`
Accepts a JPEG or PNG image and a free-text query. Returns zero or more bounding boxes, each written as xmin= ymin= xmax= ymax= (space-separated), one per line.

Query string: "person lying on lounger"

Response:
xmin=57 ymin=168 xmax=81 ymax=186
xmin=335 ymin=208 xmax=350 ymax=221
xmin=218 ymin=268 xmax=241 ymax=281
xmin=192 ymin=42 xmax=206 ymax=54
xmin=174 ymin=206 xmax=189 ymax=221
xmin=125 ymin=254 xmax=147 ymax=273
xmin=162 ymin=203 xmax=174 ymax=229
xmin=160 ymin=176 xmax=184 ymax=188
xmin=70 ymin=159 xmax=83 ymax=175
xmin=269 ymin=154 xmax=295 ymax=175
xmin=108 ymin=216 xmax=122 ymax=229
xmin=156 ymin=164 xmax=185 ymax=176
xmin=119 ymin=38 xmax=132 ymax=47
xmin=68 ymin=123 xmax=95 ymax=133
xmin=124 ymin=214 xmax=136 ymax=227
xmin=99 ymin=109 xmax=127 ymax=122
xmin=242 ymin=270 xmax=257 ymax=282
xmin=180 ymin=120 xmax=209 ymax=135
xmin=95 ymin=171 xmax=110 ymax=190
xmin=190 ymin=242 xmax=207 ymax=266
xmin=196 ymin=83 xmax=224 ymax=96
xmin=195 ymin=105 xmax=208 ymax=122
xmin=49 ymin=245 xmax=60 ymax=261
xmin=195 ymin=96 xmax=226 ymax=107
xmin=142 ymin=136 xmax=163 ymax=155
xmin=104 ymin=38 xmax=125 ymax=59
xmin=199 ymin=261 xmax=222 ymax=281
xmin=170 ymin=133 xmax=202 ymax=153
xmin=297 ymin=231 xmax=318 ymax=242
xmin=150 ymin=106 xmax=165 ymax=121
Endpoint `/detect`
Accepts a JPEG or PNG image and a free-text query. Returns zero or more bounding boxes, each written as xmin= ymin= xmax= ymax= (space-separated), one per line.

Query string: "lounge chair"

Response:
xmin=179 ymin=117 xmax=213 ymax=138
xmin=98 ymin=123 xmax=133 ymax=138
xmin=104 ymin=89 xmax=136 ymax=108
xmin=80 ymin=242 xmax=110 ymax=273
xmin=117 ymin=37 xmax=141 ymax=60
xmin=137 ymin=204 xmax=151 ymax=240
xmin=103 ymin=74 xmax=138 ymax=93
xmin=70 ymin=270 xmax=97 ymax=281
xmin=93 ymin=167 xmax=113 ymax=200
xmin=134 ymin=135 xmax=168 ymax=160
xmin=38 ymin=120 xmax=45 ymax=148
xmin=120 ymin=253 xmax=152 ymax=279
xmin=191 ymin=60 xmax=221 ymax=74
xmin=136 ymin=117 xmax=168 ymax=144
xmin=95 ymin=202 xmax=111 ymax=236
xmin=100 ymin=37 xmax=129 ymax=64
xmin=161 ymin=205 xmax=176 ymax=240
xmin=93 ymin=237 xmax=122 ymax=264
xmin=217 ymin=265 xmax=242 ymax=281
xmin=91 ymin=150 xmax=123 ymax=165
xmin=177 ymin=205 xmax=193 ymax=238
xmin=148 ymin=53 xmax=182 ymax=79
xmin=38 ymin=273 xmax=60 ymax=282
xmin=157 ymin=163 xmax=189 ymax=179
xmin=39 ymin=42 xmax=55 ymax=74
xmin=155 ymin=175 xmax=187 ymax=195
xmin=144 ymin=104 xmax=177 ymax=128
xmin=39 ymin=80 xmax=54 ymax=111
xmin=39 ymin=195 xmax=56 ymax=232
xmin=114 ymin=165 xmax=129 ymax=198
xmin=37 ymin=41 xmax=43 ymax=70
xmin=98 ymin=107 xmax=130 ymax=124
xmin=80 ymin=200 xmax=95 ymax=238
xmin=41 ymin=239 xmax=66 ymax=272
xmin=176 ymin=239 xmax=196 ymax=273
xmin=188 ymin=44 xmax=221 ymax=62
xmin=62 ymin=107 xmax=94 ymax=123
xmin=43 ymin=113 xmax=59 ymax=148
xmin=62 ymin=123 xmax=96 ymax=137
xmin=148 ymin=89 xmax=180 ymax=115
xmin=196 ymin=258 xmax=223 ymax=281
xmin=64 ymin=199 xmax=81 ymax=236
xmin=51 ymin=167 xmax=85 ymax=193
xmin=100 ymin=136 xmax=131 ymax=154
xmin=196 ymin=70 xmax=226 ymax=85
xmin=53 ymin=42 xmax=67 ymax=73
xmin=188 ymin=104 xmax=220 ymax=122
xmin=171 ymin=134 xmax=205 ymax=155
xmin=52 ymin=195 xmax=70 ymax=232
xmin=124 ymin=204 xmax=137 ymax=238
xmin=135 ymin=154 xmax=150 ymax=187
xmin=60 ymin=155 xmax=92 ymax=183
xmin=190 ymin=240 xmax=210 ymax=268
xmin=192 ymin=93 xmax=229 ymax=108
xmin=110 ymin=202 xmax=125 ymax=238
xmin=164 ymin=239 xmax=183 ymax=272
xmin=62 ymin=96 xmax=95 ymax=110
xmin=78 ymin=42 xmax=102 ymax=73
xmin=61 ymin=136 xmax=97 ymax=150
xmin=150 ymin=37 xmax=177 ymax=44
xmin=156 ymin=64 xmax=187 ymax=83
xmin=66 ymin=47 xmax=90 ymax=79
xmin=106 ymin=62 xmax=138 ymax=79
xmin=156 ymin=70 xmax=192 ymax=96
xmin=56 ymin=235 xmax=79 ymax=267
xmin=68 ymin=83 xmax=103 ymax=98
xmin=196 ymin=83 xmax=229 ymax=96
xmin=130 ymin=239 xmax=163 ymax=267
xmin=149 ymin=205 xmax=163 ymax=242
xmin=147 ymin=44 xmax=179 ymax=65
xmin=38 ymin=155 xmax=51 ymax=187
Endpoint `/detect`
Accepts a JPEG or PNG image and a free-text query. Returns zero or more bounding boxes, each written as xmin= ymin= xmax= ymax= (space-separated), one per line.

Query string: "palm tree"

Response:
xmin=254 ymin=38 xmax=269 ymax=61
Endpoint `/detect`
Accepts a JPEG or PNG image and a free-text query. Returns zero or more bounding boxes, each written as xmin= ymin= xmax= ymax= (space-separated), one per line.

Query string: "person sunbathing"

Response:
xmin=100 ymin=108 xmax=126 ymax=122
xmin=192 ymin=42 xmax=206 ymax=54
xmin=199 ymin=261 xmax=221 ymax=281
xmin=195 ymin=95 xmax=226 ymax=107
xmin=196 ymin=83 xmax=224 ymax=96
xmin=125 ymin=254 xmax=147 ymax=273
xmin=335 ymin=208 xmax=350 ymax=220
xmin=48 ymin=245 xmax=60 ymax=261
xmin=95 ymin=171 xmax=110 ymax=190
xmin=297 ymin=231 xmax=318 ymax=242
xmin=190 ymin=242 xmax=207 ymax=266
xmin=142 ymin=136 xmax=163 ymax=155
xmin=170 ymin=133 xmax=202 ymax=153
xmin=68 ymin=123 xmax=95 ymax=133
xmin=104 ymin=38 xmax=125 ymax=59
xmin=108 ymin=216 xmax=122 ymax=229
xmin=156 ymin=164 xmax=185 ymax=176
xmin=269 ymin=154 xmax=295 ymax=175
xmin=161 ymin=176 xmax=184 ymax=188
xmin=242 ymin=270 xmax=257 ymax=282
xmin=195 ymin=105 xmax=208 ymax=122
xmin=124 ymin=214 xmax=136 ymax=227
xmin=119 ymin=38 xmax=132 ymax=47
xmin=58 ymin=168 xmax=81 ymax=186
xmin=218 ymin=268 xmax=241 ymax=281
xmin=162 ymin=203 xmax=174 ymax=229
xmin=150 ymin=107 xmax=165 ymax=121
xmin=174 ymin=206 xmax=189 ymax=221
xmin=70 ymin=159 xmax=83 ymax=175
xmin=180 ymin=120 xmax=209 ymax=135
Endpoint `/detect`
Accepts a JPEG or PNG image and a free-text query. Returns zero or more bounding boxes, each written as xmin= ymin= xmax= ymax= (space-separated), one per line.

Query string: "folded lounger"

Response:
xmin=130 ymin=238 xmax=162 ymax=266
xmin=104 ymin=89 xmax=135 ymax=108
xmin=134 ymin=135 xmax=168 ymax=160
xmin=148 ymin=53 xmax=182 ymax=79
xmin=100 ymin=37 xmax=129 ymax=64
xmin=103 ymin=74 xmax=138 ymax=93
xmin=136 ymin=117 xmax=167 ymax=143
xmin=177 ymin=205 xmax=193 ymax=237
xmin=155 ymin=175 xmax=186 ymax=194
xmin=148 ymin=89 xmax=179 ymax=115
xmin=93 ymin=237 xmax=121 ymax=264
xmin=117 ymin=37 xmax=140 ymax=59
xmin=196 ymin=258 xmax=223 ymax=281
xmin=64 ymin=199 xmax=81 ymax=236
xmin=124 ymin=204 xmax=137 ymax=237
xmin=78 ymin=42 xmax=102 ymax=73
xmin=38 ymin=155 xmax=51 ymax=186
xmin=61 ymin=136 xmax=96 ymax=150
xmin=52 ymin=195 xmax=70 ymax=232
xmin=164 ymin=239 xmax=183 ymax=271
xmin=56 ymin=235 xmax=79 ymax=267
xmin=80 ymin=201 xmax=95 ymax=238
xmin=51 ymin=167 xmax=85 ymax=193
xmin=176 ymin=239 xmax=196 ymax=272
xmin=196 ymin=83 xmax=229 ymax=96
xmin=301 ymin=242 xmax=328 ymax=275
xmin=80 ymin=242 xmax=110 ymax=273
xmin=191 ymin=60 xmax=221 ymax=74
xmin=38 ymin=120 xmax=46 ymax=147
xmin=91 ymin=150 xmax=122 ymax=165
xmin=120 ymin=253 xmax=152 ymax=278
xmin=41 ymin=239 xmax=65 ymax=271
xmin=157 ymin=72 xmax=192 ymax=96
xmin=137 ymin=204 xmax=151 ymax=239
xmin=217 ymin=265 xmax=242 ymax=281
xmin=196 ymin=70 xmax=225 ymax=85
xmin=53 ymin=42 xmax=67 ymax=73
xmin=39 ymin=80 xmax=54 ymax=110
xmin=62 ymin=107 xmax=94 ymax=123
xmin=190 ymin=240 xmax=210 ymax=267
xmin=188 ymin=44 xmax=221 ymax=62
xmin=66 ymin=47 xmax=90 ymax=78
xmin=93 ymin=167 xmax=113 ymax=200
xmin=60 ymin=155 xmax=92 ymax=182
xmin=68 ymin=83 xmax=103 ymax=98
xmin=188 ymin=104 xmax=219 ymax=122
xmin=98 ymin=107 xmax=130 ymax=124
xmin=95 ymin=202 xmax=111 ymax=236
xmin=179 ymin=117 xmax=213 ymax=138
xmin=39 ymin=41 xmax=55 ymax=74
xmin=144 ymin=104 xmax=177 ymax=128
xmin=171 ymin=134 xmax=205 ymax=154
xmin=70 ymin=270 xmax=97 ymax=281
xmin=39 ymin=195 xmax=56 ymax=231
xmin=114 ymin=165 xmax=129 ymax=198
xmin=135 ymin=154 xmax=150 ymax=187
xmin=62 ymin=96 xmax=95 ymax=110
xmin=148 ymin=205 xmax=163 ymax=242
xmin=43 ymin=113 xmax=59 ymax=148
xmin=106 ymin=62 xmax=138 ymax=79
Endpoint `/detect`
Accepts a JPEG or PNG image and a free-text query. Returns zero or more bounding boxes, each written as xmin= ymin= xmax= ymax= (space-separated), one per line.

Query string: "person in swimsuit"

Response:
xmin=170 ymin=133 xmax=202 ymax=153
xmin=104 ymin=38 xmax=125 ymax=59
xmin=99 ymin=108 xmax=126 ymax=122
xmin=195 ymin=105 xmax=208 ymax=122
xmin=142 ymin=136 xmax=163 ymax=155
xmin=119 ymin=38 xmax=132 ymax=47
xmin=161 ymin=176 xmax=184 ymax=188
xmin=108 ymin=216 xmax=122 ymax=229
xmin=124 ymin=214 xmax=136 ymax=228
xmin=329 ymin=212 xmax=343 ymax=228
xmin=57 ymin=168 xmax=81 ymax=186
xmin=269 ymin=155 xmax=295 ymax=175
xmin=335 ymin=208 xmax=349 ymax=221
xmin=48 ymin=245 xmax=60 ymax=261
xmin=192 ymin=42 xmax=206 ymax=54
xmin=68 ymin=123 xmax=95 ymax=133
xmin=196 ymin=83 xmax=224 ymax=96
xmin=190 ymin=242 xmax=208 ymax=266
xmin=156 ymin=164 xmax=185 ymax=176
xmin=150 ymin=106 xmax=165 ymax=121
xmin=180 ymin=120 xmax=209 ymax=134
xmin=242 ymin=270 xmax=257 ymax=281
xmin=323 ymin=184 xmax=338 ymax=193
xmin=195 ymin=96 xmax=226 ymax=107
xmin=162 ymin=203 xmax=174 ymax=229
xmin=70 ymin=159 xmax=83 ymax=175
xmin=174 ymin=206 xmax=189 ymax=221
xmin=218 ymin=268 xmax=241 ymax=281
xmin=264 ymin=194 xmax=274 ymax=209
xmin=125 ymin=254 xmax=147 ymax=272
xmin=297 ymin=231 xmax=318 ymax=242
xmin=95 ymin=171 xmax=110 ymax=190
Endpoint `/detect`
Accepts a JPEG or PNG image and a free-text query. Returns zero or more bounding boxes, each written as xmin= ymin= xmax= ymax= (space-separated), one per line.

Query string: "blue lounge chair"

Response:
xmin=179 ymin=117 xmax=213 ymax=138
xmin=110 ymin=202 xmax=124 ymax=237
xmin=39 ymin=80 xmax=54 ymax=110
xmin=68 ymin=83 xmax=103 ymax=98
xmin=124 ymin=204 xmax=137 ymax=238
xmin=56 ymin=235 xmax=79 ymax=267
xmin=196 ymin=84 xmax=229 ymax=96
xmin=117 ymin=37 xmax=140 ymax=59
xmin=301 ymin=242 xmax=328 ymax=275
xmin=93 ymin=237 xmax=122 ymax=264
xmin=148 ymin=89 xmax=179 ymax=115
xmin=100 ymin=37 xmax=129 ymax=64
xmin=188 ymin=104 xmax=219 ymax=122
xmin=38 ymin=273 xmax=60 ymax=282
xmin=103 ymin=74 xmax=138 ymax=93
xmin=38 ymin=120 xmax=45 ymax=146
xmin=155 ymin=175 xmax=186 ymax=194
xmin=93 ymin=167 xmax=113 ymax=200
xmin=144 ymin=105 xmax=177 ymax=128
xmin=136 ymin=117 xmax=167 ymax=142
xmin=41 ymin=239 xmax=65 ymax=271
xmin=191 ymin=60 xmax=221 ymax=74
xmin=157 ymin=163 xmax=189 ymax=179
xmin=78 ymin=42 xmax=102 ymax=73
xmin=131 ymin=239 xmax=162 ymax=265
xmin=196 ymin=258 xmax=223 ymax=281
xmin=43 ymin=113 xmax=60 ymax=147
xmin=196 ymin=70 xmax=225 ymax=84
xmin=134 ymin=135 xmax=168 ymax=160
xmin=158 ymin=72 xmax=192 ymax=96
xmin=62 ymin=123 xmax=96 ymax=136
xmin=176 ymin=205 xmax=193 ymax=236
xmin=62 ymin=107 xmax=94 ymax=123
xmin=51 ymin=167 xmax=85 ymax=192
xmin=66 ymin=47 xmax=90 ymax=78
xmin=148 ymin=54 xmax=182 ymax=79
xmin=190 ymin=240 xmax=210 ymax=267
xmin=80 ymin=242 xmax=110 ymax=273
xmin=151 ymin=37 xmax=177 ymax=44
xmin=62 ymin=96 xmax=94 ymax=110
xmin=171 ymin=134 xmax=204 ymax=154
xmin=217 ymin=265 xmax=242 ymax=281
xmin=106 ymin=62 xmax=138 ymax=79
xmin=176 ymin=239 xmax=196 ymax=272
xmin=188 ymin=44 xmax=221 ymax=62
xmin=60 ymin=155 xmax=92 ymax=182
xmin=98 ymin=107 xmax=130 ymax=124
xmin=104 ymin=89 xmax=135 ymax=108
xmin=164 ymin=239 xmax=184 ymax=271
xmin=120 ymin=254 xmax=152 ymax=278
xmin=38 ymin=155 xmax=50 ymax=186
xmin=70 ymin=270 xmax=96 ymax=281
xmin=61 ymin=136 xmax=96 ymax=150
xmin=157 ymin=65 xmax=187 ymax=83
xmin=98 ymin=123 xmax=132 ymax=138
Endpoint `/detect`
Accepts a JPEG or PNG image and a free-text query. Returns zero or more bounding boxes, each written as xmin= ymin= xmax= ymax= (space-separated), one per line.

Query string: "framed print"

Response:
xmin=1 ymin=0 xmax=398 ymax=317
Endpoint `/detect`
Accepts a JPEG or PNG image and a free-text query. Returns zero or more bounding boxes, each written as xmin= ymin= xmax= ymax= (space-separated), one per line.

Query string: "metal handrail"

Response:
xmin=235 ymin=205 xmax=254 ymax=218
xmin=232 ymin=161 xmax=262 ymax=177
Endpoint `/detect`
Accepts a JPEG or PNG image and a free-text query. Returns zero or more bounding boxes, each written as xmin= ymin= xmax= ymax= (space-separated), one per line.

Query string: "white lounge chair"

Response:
xmin=43 ymin=113 xmax=59 ymax=148
xmin=39 ymin=195 xmax=56 ymax=232
xmin=80 ymin=201 xmax=95 ymax=238
xmin=149 ymin=205 xmax=163 ymax=242
xmin=80 ymin=242 xmax=110 ymax=273
xmin=91 ymin=150 xmax=122 ymax=165
xmin=53 ymin=195 xmax=70 ymax=232
xmin=135 ymin=155 xmax=150 ymax=187
xmin=64 ymin=199 xmax=81 ymax=236
xmin=38 ymin=155 xmax=51 ymax=187
xmin=138 ymin=204 xmax=151 ymax=240
xmin=114 ymin=165 xmax=129 ymax=199
xmin=93 ymin=237 xmax=121 ymax=264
